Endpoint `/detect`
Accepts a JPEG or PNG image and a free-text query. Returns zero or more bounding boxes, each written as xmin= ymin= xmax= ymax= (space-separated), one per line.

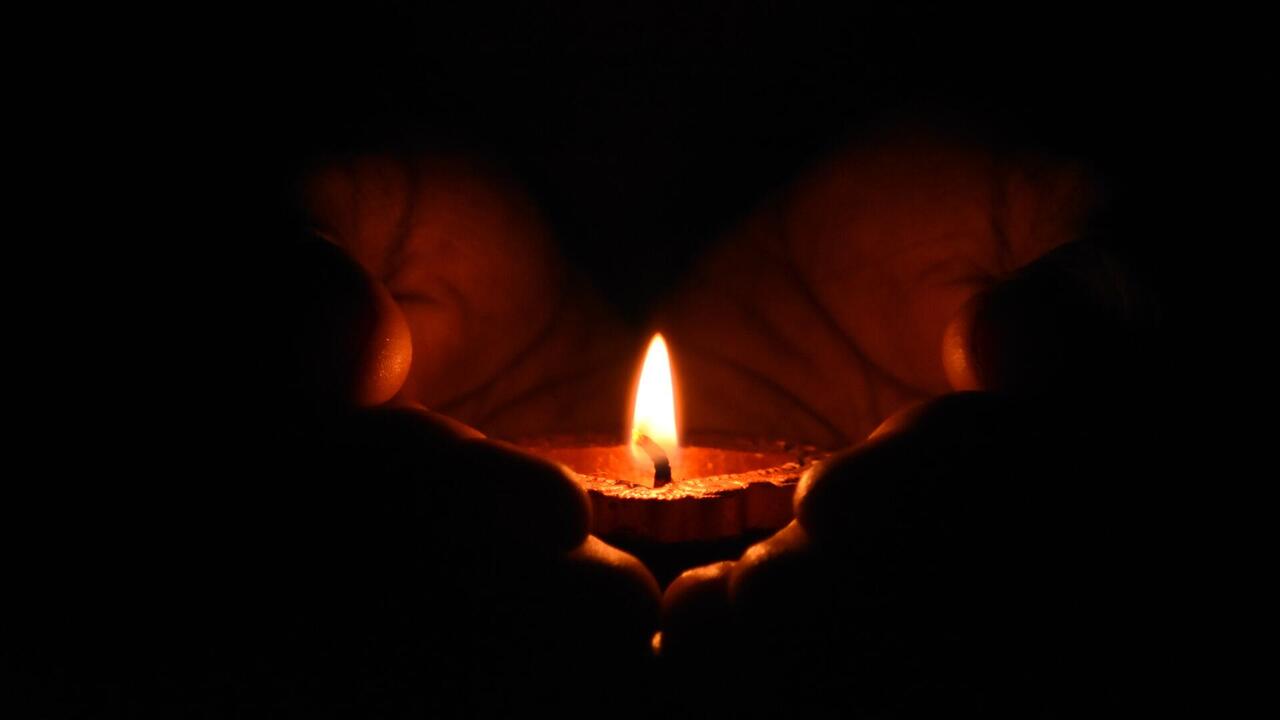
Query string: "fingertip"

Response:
xmin=355 ymin=275 xmax=412 ymax=406
xmin=565 ymin=535 xmax=662 ymax=606
xmin=285 ymin=239 xmax=413 ymax=410
xmin=659 ymin=561 xmax=734 ymax=661
xmin=663 ymin=562 xmax=734 ymax=623
xmin=655 ymin=561 xmax=737 ymax=666
xmin=795 ymin=392 xmax=1014 ymax=545
xmin=665 ymin=560 xmax=735 ymax=601
xmin=727 ymin=520 xmax=815 ymax=606
xmin=549 ymin=536 xmax=662 ymax=660
xmin=942 ymin=291 xmax=985 ymax=391
xmin=456 ymin=440 xmax=592 ymax=554
xmin=941 ymin=241 xmax=1156 ymax=397
xmin=724 ymin=521 xmax=834 ymax=671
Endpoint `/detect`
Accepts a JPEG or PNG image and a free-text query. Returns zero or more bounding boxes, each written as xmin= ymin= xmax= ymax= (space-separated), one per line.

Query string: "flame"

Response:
xmin=630 ymin=333 xmax=679 ymax=460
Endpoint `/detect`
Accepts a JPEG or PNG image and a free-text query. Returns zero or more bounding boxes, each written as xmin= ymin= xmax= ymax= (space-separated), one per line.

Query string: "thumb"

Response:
xmin=942 ymin=237 xmax=1160 ymax=398
xmin=277 ymin=236 xmax=413 ymax=412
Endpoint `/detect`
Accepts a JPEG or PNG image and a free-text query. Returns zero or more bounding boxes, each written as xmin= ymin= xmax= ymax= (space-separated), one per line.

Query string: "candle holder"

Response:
xmin=513 ymin=332 xmax=830 ymax=582
xmin=518 ymin=432 xmax=828 ymax=583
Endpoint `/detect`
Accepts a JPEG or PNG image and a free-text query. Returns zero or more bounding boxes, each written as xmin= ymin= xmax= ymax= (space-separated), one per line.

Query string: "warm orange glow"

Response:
xmin=630 ymin=333 xmax=679 ymax=461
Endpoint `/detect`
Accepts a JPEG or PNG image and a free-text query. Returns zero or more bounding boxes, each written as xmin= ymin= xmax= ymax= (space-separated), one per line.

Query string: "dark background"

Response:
xmin=15 ymin=2 xmax=1209 ymax=716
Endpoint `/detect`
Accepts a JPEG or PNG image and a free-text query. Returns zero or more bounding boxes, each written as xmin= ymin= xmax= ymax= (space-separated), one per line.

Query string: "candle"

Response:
xmin=518 ymin=334 xmax=827 ymax=550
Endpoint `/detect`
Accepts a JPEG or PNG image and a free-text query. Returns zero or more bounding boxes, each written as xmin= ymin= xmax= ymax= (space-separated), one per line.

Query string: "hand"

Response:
xmin=659 ymin=391 xmax=1154 ymax=716
xmin=297 ymin=136 xmax=1155 ymax=716
xmin=241 ymin=240 xmax=660 ymax=714
xmin=655 ymin=132 xmax=1158 ymax=714
xmin=303 ymin=153 xmax=641 ymax=438
xmin=656 ymin=130 xmax=1102 ymax=446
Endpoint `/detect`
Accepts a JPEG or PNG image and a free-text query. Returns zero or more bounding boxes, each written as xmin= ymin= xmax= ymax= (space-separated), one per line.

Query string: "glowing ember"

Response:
xmin=630 ymin=333 xmax=679 ymax=471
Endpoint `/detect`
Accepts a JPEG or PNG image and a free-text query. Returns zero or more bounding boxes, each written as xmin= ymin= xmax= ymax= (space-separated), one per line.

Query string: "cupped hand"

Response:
xmin=653 ymin=132 xmax=1158 ymax=714
xmin=657 ymin=130 xmax=1096 ymax=446
xmin=296 ymin=136 xmax=1150 ymax=717
xmin=265 ymin=240 xmax=659 ymax=715
xmin=301 ymin=134 xmax=1108 ymax=447
xmin=304 ymin=153 xmax=641 ymax=438
xmin=659 ymin=393 xmax=1147 ymax=716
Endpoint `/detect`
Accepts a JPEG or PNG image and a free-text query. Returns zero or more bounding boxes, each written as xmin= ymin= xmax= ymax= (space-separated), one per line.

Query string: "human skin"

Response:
xmin=304 ymin=153 xmax=641 ymax=438
xmin=304 ymin=130 xmax=1094 ymax=445
xmin=655 ymin=130 xmax=1094 ymax=446
xmin=299 ymin=132 xmax=1127 ymax=714
xmin=273 ymin=240 xmax=660 ymax=713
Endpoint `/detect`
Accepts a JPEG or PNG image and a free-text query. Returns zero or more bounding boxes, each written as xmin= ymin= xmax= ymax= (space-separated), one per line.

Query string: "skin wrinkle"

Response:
xmin=1001 ymin=154 xmax=1093 ymax=275
xmin=444 ymin=312 xmax=566 ymax=418
xmin=667 ymin=185 xmax=942 ymax=442
xmin=913 ymin=253 xmax=990 ymax=290
xmin=433 ymin=289 xmax=573 ymax=422
xmin=395 ymin=187 xmax=477 ymax=320
xmin=379 ymin=160 xmax=422 ymax=285
xmin=352 ymin=158 xmax=409 ymax=276
xmin=989 ymin=155 xmax=1016 ymax=276
xmin=691 ymin=297 xmax=839 ymax=430
xmin=727 ymin=239 xmax=826 ymax=378
xmin=775 ymin=241 xmax=884 ymax=425
xmin=466 ymin=350 xmax=632 ymax=432
xmin=727 ymin=212 xmax=844 ymax=397
xmin=775 ymin=290 xmax=883 ymax=432
xmin=675 ymin=287 xmax=840 ymax=438
xmin=727 ymin=291 xmax=824 ymax=392
xmin=774 ymin=231 xmax=926 ymax=431
xmin=679 ymin=205 xmax=860 ymax=437
xmin=304 ymin=139 xmax=1093 ymax=444
xmin=388 ymin=292 xmax=445 ymax=308
xmin=832 ymin=149 xmax=1083 ymax=401
xmin=781 ymin=199 xmax=931 ymax=398
xmin=682 ymin=343 xmax=849 ymax=445
xmin=386 ymin=261 xmax=471 ymax=313
xmin=308 ymin=160 xmax=358 ymax=253
xmin=337 ymin=156 xmax=569 ymax=420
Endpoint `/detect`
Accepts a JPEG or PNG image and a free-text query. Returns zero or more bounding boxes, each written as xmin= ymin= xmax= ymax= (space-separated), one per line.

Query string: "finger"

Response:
xmin=235 ymin=405 xmax=641 ymax=716
xmin=658 ymin=560 xmax=735 ymax=662
xmin=727 ymin=522 xmax=853 ymax=714
xmin=658 ymin=131 xmax=1095 ymax=444
xmin=727 ymin=521 xmax=833 ymax=651
xmin=792 ymin=391 xmax=1110 ymax=656
xmin=379 ymin=398 xmax=486 ymax=439
xmin=292 ymin=405 xmax=590 ymax=560
xmin=758 ymin=395 xmax=1109 ymax=714
xmin=306 ymin=157 xmax=555 ymax=409
xmin=943 ymin=239 xmax=1160 ymax=398
xmin=448 ymin=439 xmax=593 ymax=555
xmin=554 ymin=535 xmax=662 ymax=654
xmin=794 ymin=392 xmax=1053 ymax=552
xmin=305 ymin=153 xmax=638 ymax=438
xmin=279 ymin=238 xmax=412 ymax=411
xmin=782 ymin=132 xmax=1095 ymax=395
xmin=476 ymin=535 xmax=660 ymax=711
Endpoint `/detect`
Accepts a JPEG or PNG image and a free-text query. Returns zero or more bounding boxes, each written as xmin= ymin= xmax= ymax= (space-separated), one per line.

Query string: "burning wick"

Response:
xmin=630 ymin=333 xmax=679 ymax=489
xmin=632 ymin=432 xmax=672 ymax=487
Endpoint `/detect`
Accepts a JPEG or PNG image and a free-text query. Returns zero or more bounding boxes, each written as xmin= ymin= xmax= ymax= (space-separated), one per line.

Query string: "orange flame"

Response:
xmin=630 ymin=333 xmax=679 ymax=461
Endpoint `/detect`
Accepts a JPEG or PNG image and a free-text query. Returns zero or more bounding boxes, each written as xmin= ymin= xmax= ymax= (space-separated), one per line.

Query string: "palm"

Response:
xmin=305 ymin=153 xmax=640 ymax=438
xmin=306 ymin=135 xmax=1091 ymax=447
xmin=659 ymin=134 xmax=1091 ymax=446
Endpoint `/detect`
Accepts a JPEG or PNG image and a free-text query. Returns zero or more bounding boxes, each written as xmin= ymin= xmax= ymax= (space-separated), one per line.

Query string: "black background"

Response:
xmin=16 ymin=2 xmax=1213 ymax=716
